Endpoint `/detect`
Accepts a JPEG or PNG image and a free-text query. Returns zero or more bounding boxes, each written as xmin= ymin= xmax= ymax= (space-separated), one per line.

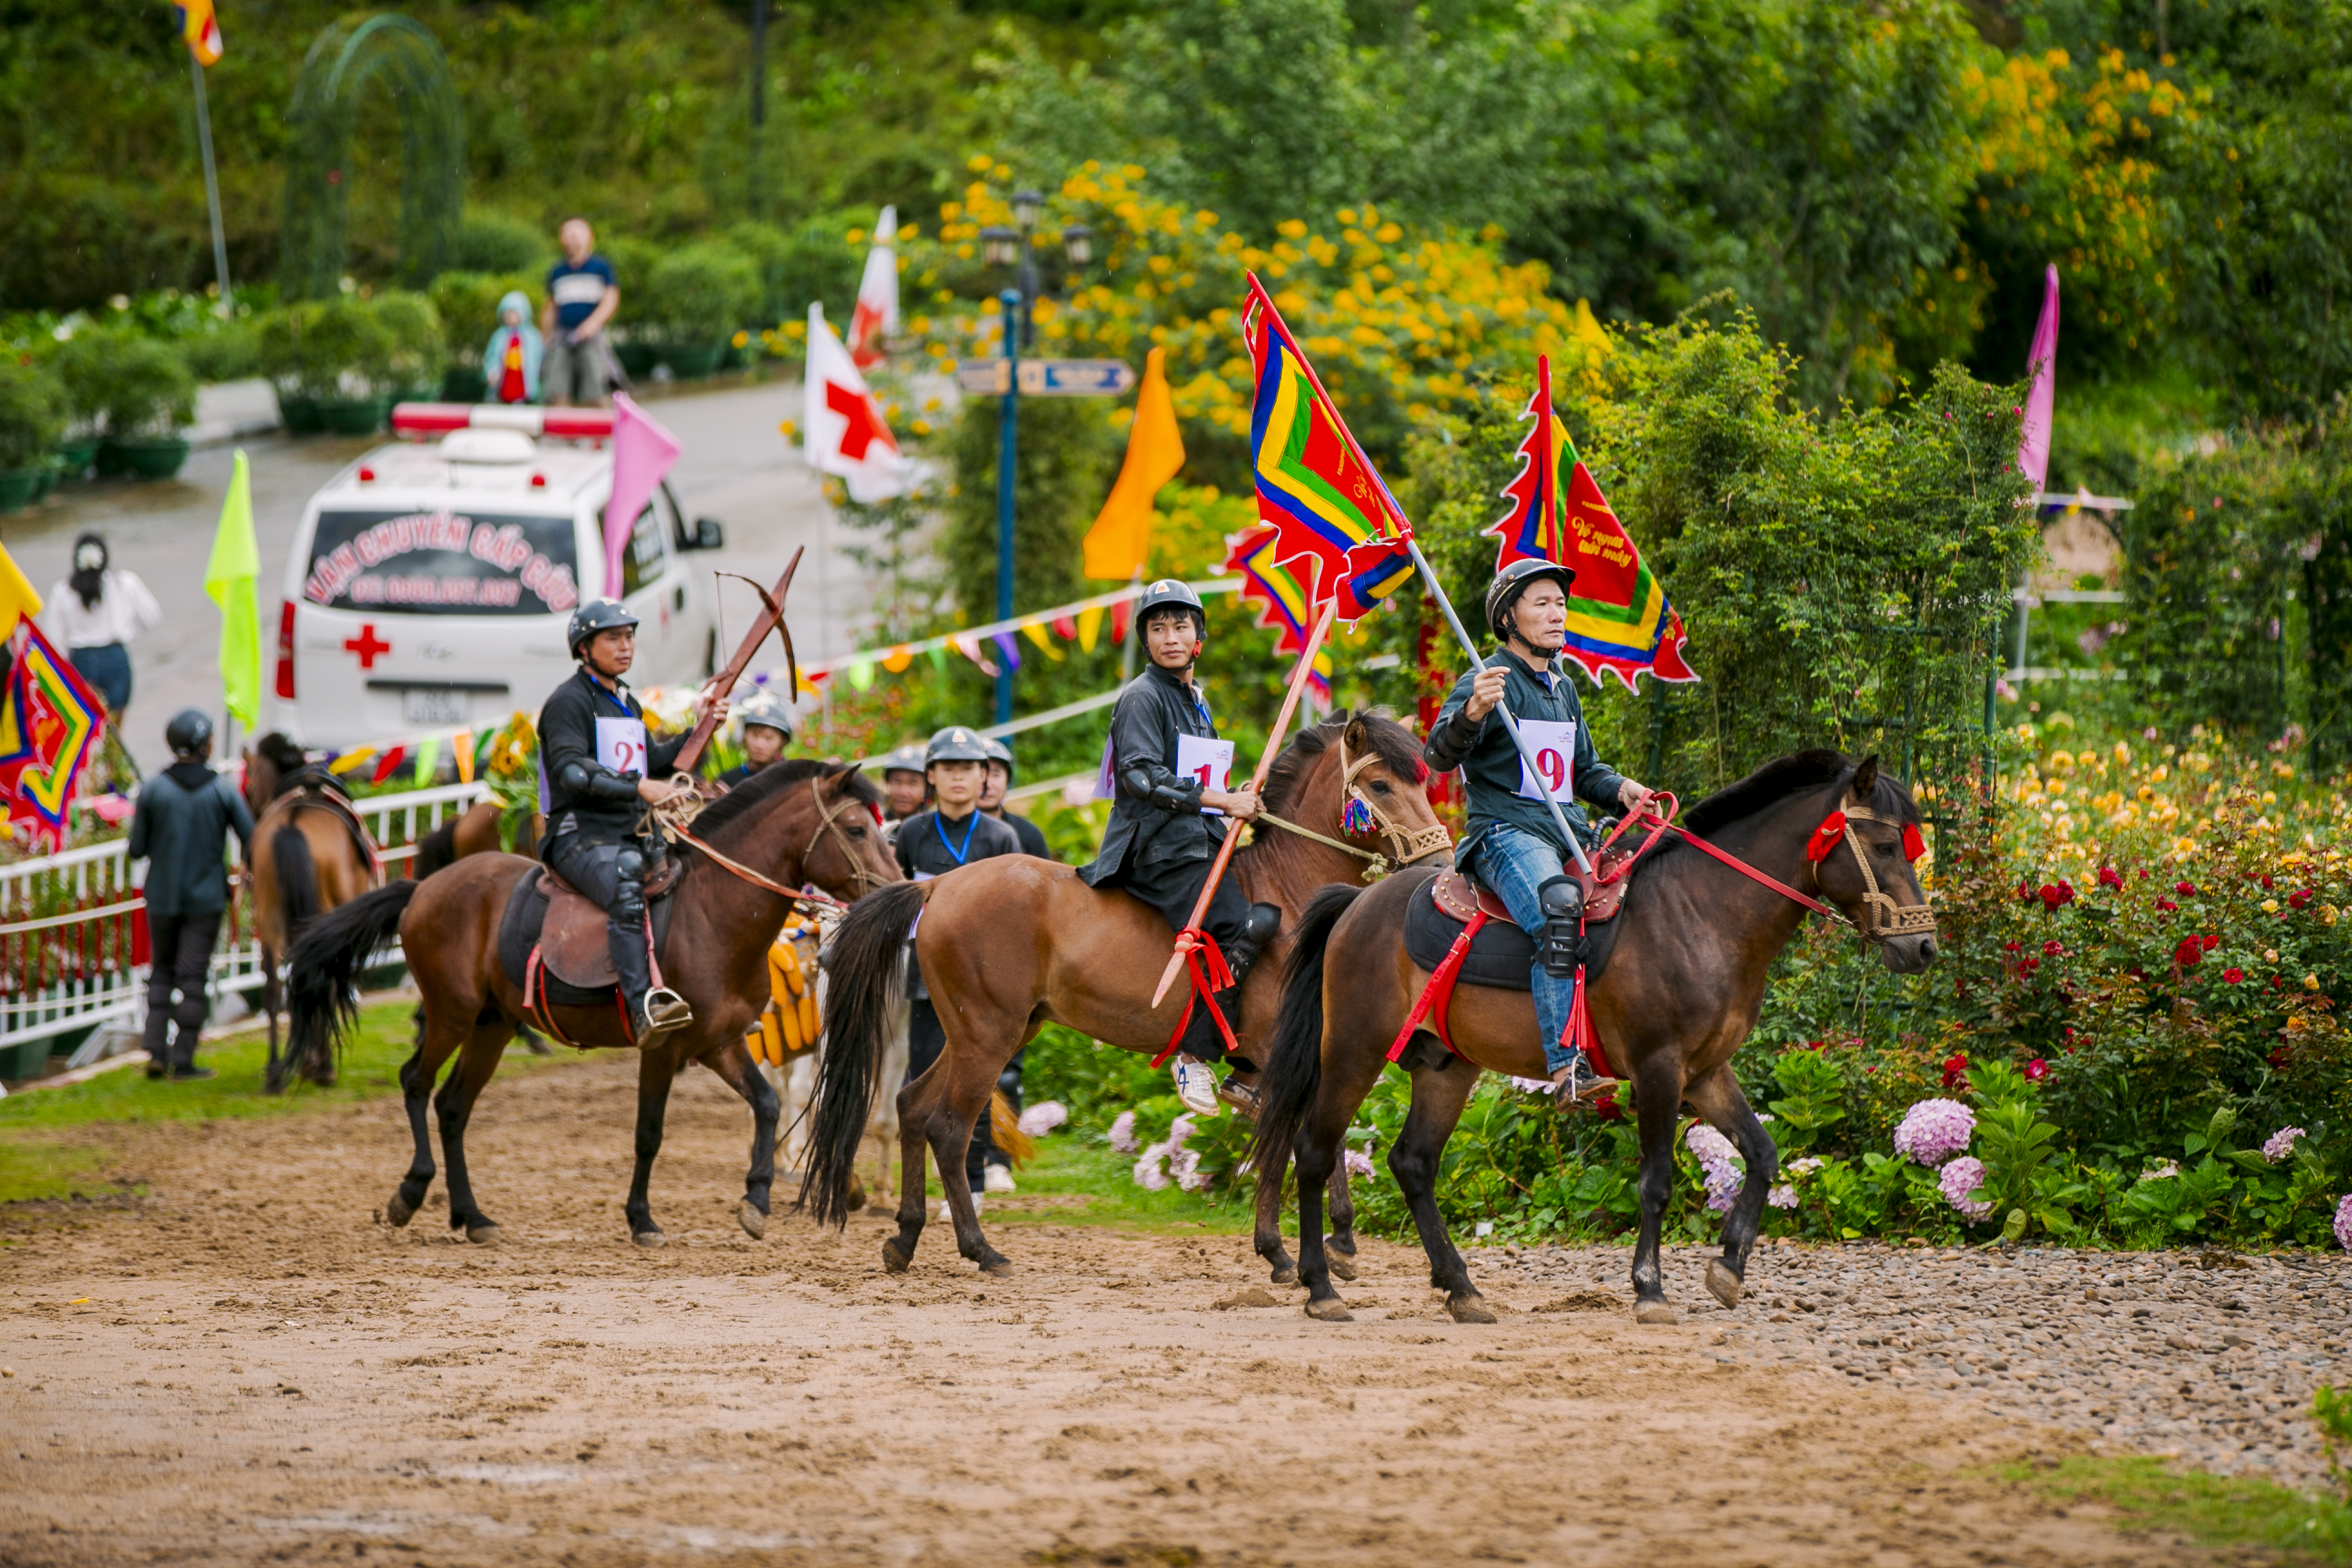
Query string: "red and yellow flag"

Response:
xmin=176 ymin=0 xmax=224 ymax=65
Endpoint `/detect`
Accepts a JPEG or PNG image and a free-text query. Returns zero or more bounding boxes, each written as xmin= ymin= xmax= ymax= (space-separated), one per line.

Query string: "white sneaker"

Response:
xmin=1171 ymin=1056 xmax=1223 ymax=1117
xmin=984 ymin=1164 xmax=1017 ymax=1194
xmin=936 ymin=1193 xmax=984 ymax=1220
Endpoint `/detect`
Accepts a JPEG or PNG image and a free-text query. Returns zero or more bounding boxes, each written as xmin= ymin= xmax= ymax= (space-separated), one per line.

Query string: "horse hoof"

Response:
xmin=738 ymin=1200 xmax=768 ymax=1241
xmin=1705 ymin=1259 xmax=1743 ymax=1308
xmin=1328 ymin=1253 xmax=1357 ymax=1282
xmin=465 ymin=1223 xmax=501 ymax=1246
xmin=881 ymin=1237 xmax=914 ymax=1274
xmin=384 ymin=1193 xmax=415 ymax=1228
xmin=1446 ymin=1292 xmax=1498 ymax=1325
xmin=1633 ymin=1301 xmax=1678 ymax=1325
xmin=632 ymin=1229 xmax=665 ymax=1250
xmin=1304 ymin=1296 xmax=1354 ymax=1323
xmin=979 ymin=1258 xmax=1015 ymax=1278
xmin=1270 ymin=1266 xmax=1299 ymax=1287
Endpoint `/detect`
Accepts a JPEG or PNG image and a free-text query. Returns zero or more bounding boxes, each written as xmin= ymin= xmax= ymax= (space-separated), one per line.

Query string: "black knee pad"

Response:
xmin=612 ymin=848 xmax=647 ymax=921
xmin=1239 ymin=901 xmax=1281 ymax=947
xmin=1537 ymin=875 xmax=1583 ymax=979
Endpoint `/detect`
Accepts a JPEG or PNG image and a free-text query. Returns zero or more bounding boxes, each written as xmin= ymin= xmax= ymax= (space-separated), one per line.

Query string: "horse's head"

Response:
xmin=794 ymin=763 xmax=903 ymax=901
xmin=244 ymin=733 xmax=308 ymax=814
xmin=1263 ymin=710 xmax=1451 ymax=877
xmin=1809 ymin=754 xmax=1938 ymax=974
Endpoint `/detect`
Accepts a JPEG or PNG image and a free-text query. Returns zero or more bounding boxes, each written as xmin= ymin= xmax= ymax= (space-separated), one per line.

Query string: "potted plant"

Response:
xmin=256 ymin=302 xmax=335 ymax=433
xmin=53 ymin=330 xmax=196 ymax=480
xmin=637 ymin=242 xmax=759 ymax=377
xmin=0 ymin=357 xmax=67 ymax=512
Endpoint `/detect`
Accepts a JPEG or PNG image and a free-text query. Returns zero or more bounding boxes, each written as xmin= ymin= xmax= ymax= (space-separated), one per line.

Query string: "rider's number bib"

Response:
xmin=1515 ymin=718 xmax=1576 ymax=802
xmin=596 ymin=715 xmax=652 ymax=777
xmin=1175 ymin=733 xmax=1235 ymax=815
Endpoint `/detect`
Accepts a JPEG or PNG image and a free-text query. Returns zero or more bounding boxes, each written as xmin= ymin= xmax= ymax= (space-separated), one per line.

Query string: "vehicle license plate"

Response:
xmin=403 ymin=687 xmax=468 ymax=725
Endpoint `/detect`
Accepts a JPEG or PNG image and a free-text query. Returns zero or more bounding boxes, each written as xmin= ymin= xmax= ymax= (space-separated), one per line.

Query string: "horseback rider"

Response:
xmin=715 ymin=687 xmax=792 ymax=791
xmin=1424 ymin=558 xmax=1656 ymax=1100
xmin=1077 ymin=579 xmax=1279 ymax=1118
xmin=537 ymin=597 xmax=727 ymax=1047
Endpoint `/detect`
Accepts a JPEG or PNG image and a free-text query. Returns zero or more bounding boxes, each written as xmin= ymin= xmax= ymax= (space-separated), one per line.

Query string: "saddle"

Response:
xmin=1401 ymin=841 xmax=1644 ymax=993
xmin=267 ymin=774 xmax=382 ymax=880
xmin=496 ymin=857 xmax=684 ymax=1007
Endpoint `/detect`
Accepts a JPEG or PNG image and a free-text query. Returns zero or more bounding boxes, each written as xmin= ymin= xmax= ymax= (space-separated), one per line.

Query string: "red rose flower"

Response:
xmin=2024 ymin=1058 xmax=2050 ymax=1081
xmin=2176 ymin=880 xmax=2197 ymax=896
xmin=2261 ymin=874 xmax=2274 ymax=889
xmin=2098 ymin=865 xmax=2124 ymax=889
xmin=1940 ymin=1052 xmax=1970 ymax=1088
xmin=2016 ymin=879 xmax=2037 ymax=903
xmin=2175 ymin=937 xmax=2204 ymax=968
xmin=2004 ymin=940 xmax=2024 ymax=953
xmin=2138 ymin=868 xmax=2151 ymax=879
xmin=2157 ymin=898 xmax=2178 ymax=912
xmin=2042 ymin=939 xmax=2064 ymax=956
xmin=2223 ymin=967 xmax=2246 ymax=984
xmin=2290 ymin=889 xmax=2313 ymax=910
xmin=2039 ymin=881 xmax=2076 ymax=910
xmin=2017 ymin=956 xmax=2040 ymax=975
xmin=2201 ymin=933 xmax=2221 ymax=950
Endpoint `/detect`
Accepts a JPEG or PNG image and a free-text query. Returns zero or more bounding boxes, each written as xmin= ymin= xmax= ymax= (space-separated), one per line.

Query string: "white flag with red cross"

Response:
xmin=848 ymin=206 xmax=898 ymax=369
xmin=803 ymin=304 xmax=920 ymax=504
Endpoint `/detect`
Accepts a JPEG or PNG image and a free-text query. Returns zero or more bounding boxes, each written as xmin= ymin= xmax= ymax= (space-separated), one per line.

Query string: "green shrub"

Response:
xmin=49 ymin=328 xmax=194 ymax=436
xmin=633 ymin=240 xmax=759 ymax=343
xmin=724 ymin=217 xmax=863 ymax=328
xmin=255 ymin=293 xmax=440 ymax=398
xmin=179 ymin=322 xmax=260 ymax=384
xmin=0 ymin=357 xmax=68 ymax=467
xmin=365 ymin=291 xmax=446 ymax=393
xmin=452 ymin=211 xmax=551 ymax=274
xmin=427 ymin=270 xmax=540 ymax=367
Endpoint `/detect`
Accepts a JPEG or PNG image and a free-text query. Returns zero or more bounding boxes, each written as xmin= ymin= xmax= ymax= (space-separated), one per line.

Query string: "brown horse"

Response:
xmin=284 ymin=759 xmax=903 ymax=1246
xmin=1247 ymin=751 xmax=1937 ymax=1325
xmin=413 ymin=798 xmax=540 ymax=876
xmin=243 ymin=733 xmax=381 ymax=1091
xmin=800 ymin=711 xmax=1452 ymax=1276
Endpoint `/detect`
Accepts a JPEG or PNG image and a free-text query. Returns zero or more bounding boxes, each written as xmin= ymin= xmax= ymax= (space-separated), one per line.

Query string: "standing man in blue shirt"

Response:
xmin=541 ymin=217 xmax=619 ymax=409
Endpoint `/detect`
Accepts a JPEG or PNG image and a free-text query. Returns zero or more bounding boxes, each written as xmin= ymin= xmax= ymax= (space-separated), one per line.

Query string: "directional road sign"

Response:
xmin=952 ymin=358 xmax=1137 ymax=397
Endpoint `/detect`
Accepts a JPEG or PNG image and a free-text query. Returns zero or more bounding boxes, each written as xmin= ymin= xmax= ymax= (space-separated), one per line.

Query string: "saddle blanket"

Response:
xmin=1401 ymin=866 xmax=1628 ymax=991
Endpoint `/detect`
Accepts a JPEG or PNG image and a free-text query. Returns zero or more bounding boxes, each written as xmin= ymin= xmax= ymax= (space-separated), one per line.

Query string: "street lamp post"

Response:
xmin=979 ymin=200 xmax=1094 ymax=723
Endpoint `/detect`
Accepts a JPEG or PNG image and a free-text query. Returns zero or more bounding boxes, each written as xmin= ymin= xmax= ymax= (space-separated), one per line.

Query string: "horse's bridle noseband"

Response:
xmin=1337 ymin=733 xmax=1453 ymax=872
xmin=1808 ymin=804 xmax=1938 ymax=942
xmin=801 ymin=776 xmax=890 ymax=897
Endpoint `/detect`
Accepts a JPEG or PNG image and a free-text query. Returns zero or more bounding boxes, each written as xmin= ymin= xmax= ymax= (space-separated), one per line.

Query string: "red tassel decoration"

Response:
xmin=1805 ymin=809 xmax=1847 ymax=862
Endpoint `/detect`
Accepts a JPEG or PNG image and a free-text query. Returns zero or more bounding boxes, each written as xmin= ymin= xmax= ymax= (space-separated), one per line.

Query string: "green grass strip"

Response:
xmin=1990 ymin=1455 xmax=2352 ymax=1564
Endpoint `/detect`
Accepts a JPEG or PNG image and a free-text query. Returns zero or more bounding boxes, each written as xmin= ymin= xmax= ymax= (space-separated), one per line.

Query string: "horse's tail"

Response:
xmin=271 ymin=822 xmax=321 ymax=938
xmin=1248 ymin=883 xmax=1363 ymax=1183
xmin=411 ymin=816 xmax=459 ymax=880
xmin=799 ymin=880 xmax=927 ymax=1227
xmin=286 ymin=881 xmax=416 ymax=1073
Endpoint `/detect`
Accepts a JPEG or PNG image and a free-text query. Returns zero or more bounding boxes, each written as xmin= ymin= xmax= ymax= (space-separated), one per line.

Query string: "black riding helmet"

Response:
xmin=165 ymin=708 xmax=214 ymax=757
xmin=982 ymin=735 xmax=1015 ymax=781
xmin=1485 ymin=558 xmax=1577 ymax=644
xmin=1134 ymin=577 xmax=1206 ymax=640
xmin=566 ymin=597 xmax=639 ymax=659
xmin=925 ymin=726 xmax=993 ymax=766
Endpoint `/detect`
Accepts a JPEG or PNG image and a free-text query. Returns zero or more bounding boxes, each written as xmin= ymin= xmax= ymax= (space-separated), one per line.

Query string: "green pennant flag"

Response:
xmin=204 ymin=449 xmax=263 ymax=729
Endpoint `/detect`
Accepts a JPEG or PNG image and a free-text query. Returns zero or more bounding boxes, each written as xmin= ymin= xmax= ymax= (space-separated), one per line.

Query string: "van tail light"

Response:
xmin=274 ymin=601 xmax=297 ymax=700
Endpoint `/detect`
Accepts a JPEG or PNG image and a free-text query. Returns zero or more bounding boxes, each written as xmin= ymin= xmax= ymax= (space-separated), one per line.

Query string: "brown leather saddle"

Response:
xmin=1404 ymin=844 xmax=1645 ymax=993
xmin=1428 ymin=841 xmax=1641 ymax=929
xmin=497 ymin=857 xmax=684 ymax=1001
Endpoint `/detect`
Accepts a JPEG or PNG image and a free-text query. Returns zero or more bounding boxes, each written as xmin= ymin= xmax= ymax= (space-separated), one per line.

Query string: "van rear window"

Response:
xmin=303 ymin=509 xmax=580 ymax=616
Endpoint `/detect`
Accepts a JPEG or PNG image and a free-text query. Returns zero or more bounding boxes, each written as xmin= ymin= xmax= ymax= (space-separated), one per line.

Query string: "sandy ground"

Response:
xmin=0 ymin=1056 xmax=2281 ymax=1567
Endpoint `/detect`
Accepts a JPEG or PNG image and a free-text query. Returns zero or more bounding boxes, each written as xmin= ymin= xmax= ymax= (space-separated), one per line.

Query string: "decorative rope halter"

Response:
xmin=1805 ymin=803 xmax=1938 ymax=941
xmin=1252 ymin=732 xmax=1453 ymax=883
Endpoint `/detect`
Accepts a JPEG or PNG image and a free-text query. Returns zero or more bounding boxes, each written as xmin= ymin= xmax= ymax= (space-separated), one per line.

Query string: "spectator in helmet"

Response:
xmin=127 ymin=709 xmax=253 ymax=1080
xmin=715 ymin=688 xmax=792 ymax=790
xmin=536 ymin=596 xmax=727 ymax=1047
xmin=978 ymin=736 xmax=1053 ymax=861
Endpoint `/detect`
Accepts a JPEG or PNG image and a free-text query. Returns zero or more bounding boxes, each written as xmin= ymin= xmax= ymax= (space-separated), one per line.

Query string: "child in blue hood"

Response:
xmin=482 ymin=291 xmax=543 ymax=404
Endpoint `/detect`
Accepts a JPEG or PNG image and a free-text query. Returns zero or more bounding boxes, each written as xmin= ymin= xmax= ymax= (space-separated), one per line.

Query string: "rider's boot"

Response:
xmin=1549 ymin=1048 xmax=1620 ymax=1106
xmin=610 ymin=849 xmax=691 ymax=1048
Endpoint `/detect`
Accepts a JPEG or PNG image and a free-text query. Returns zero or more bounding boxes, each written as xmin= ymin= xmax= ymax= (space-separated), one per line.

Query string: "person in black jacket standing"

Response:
xmin=536 ymin=597 xmax=726 ymax=1047
xmin=1076 ymin=580 xmax=1279 ymax=1117
xmin=127 ymin=709 xmax=253 ymax=1080
xmin=895 ymin=726 xmax=1022 ymax=1205
xmin=979 ymin=736 xmax=1054 ymax=860
xmin=1423 ymin=558 xmax=1655 ymax=1100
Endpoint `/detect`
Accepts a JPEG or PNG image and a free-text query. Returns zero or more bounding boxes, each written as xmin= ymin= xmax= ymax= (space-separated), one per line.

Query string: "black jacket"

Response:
xmin=537 ymin=667 xmax=683 ymax=844
xmin=1425 ymin=650 xmax=1627 ymax=862
xmin=1077 ymin=662 xmax=1226 ymax=887
xmin=129 ymin=760 xmax=255 ymax=918
xmin=992 ymin=808 xmax=1054 ymax=861
xmin=896 ymin=808 xmax=1022 ymax=881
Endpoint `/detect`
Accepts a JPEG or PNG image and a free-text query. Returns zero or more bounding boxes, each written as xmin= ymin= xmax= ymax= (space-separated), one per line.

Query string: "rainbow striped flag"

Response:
xmin=1489 ymin=354 xmax=1696 ymax=692
xmin=0 ymin=621 xmax=108 ymax=850
xmin=1221 ymin=523 xmax=1332 ymax=696
xmin=1242 ymin=275 xmax=1413 ymax=632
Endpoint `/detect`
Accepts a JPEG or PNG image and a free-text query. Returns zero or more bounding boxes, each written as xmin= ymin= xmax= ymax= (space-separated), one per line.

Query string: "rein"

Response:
xmin=1252 ymin=733 xmax=1454 ymax=882
xmin=653 ymin=780 xmax=862 ymax=915
xmin=1639 ymin=799 xmax=1935 ymax=943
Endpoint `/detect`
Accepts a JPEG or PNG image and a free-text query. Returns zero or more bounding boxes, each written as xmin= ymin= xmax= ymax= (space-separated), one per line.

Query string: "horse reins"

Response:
xmin=653 ymin=779 xmax=865 ymax=915
xmin=1639 ymin=799 xmax=1936 ymax=944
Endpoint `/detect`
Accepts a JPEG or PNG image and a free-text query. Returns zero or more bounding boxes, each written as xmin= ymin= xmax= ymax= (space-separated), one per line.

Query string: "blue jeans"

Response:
xmin=1466 ymin=824 xmax=1581 ymax=1074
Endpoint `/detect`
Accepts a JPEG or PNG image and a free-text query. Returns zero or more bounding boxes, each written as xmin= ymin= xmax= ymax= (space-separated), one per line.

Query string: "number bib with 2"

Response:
xmin=596 ymin=715 xmax=651 ymax=777
xmin=1175 ymin=733 xmax=1235 ymax=815
xmin=1515 ymin=718 xmax=1576 ymax=802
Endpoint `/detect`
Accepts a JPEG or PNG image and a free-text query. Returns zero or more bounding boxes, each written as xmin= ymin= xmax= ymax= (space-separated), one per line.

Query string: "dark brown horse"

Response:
xmin=284 ymin=760 xmax=902 ymax=1246
xmin=413 ymin=798 xmax=540 ymax=877
xmin=243 ymin=733 xmax=380 ymax=1091
xmin=1248 ymin=751 xmax=1937 ymax=1324
xmin=800 ymin=711 xmax=1452 ymax=1276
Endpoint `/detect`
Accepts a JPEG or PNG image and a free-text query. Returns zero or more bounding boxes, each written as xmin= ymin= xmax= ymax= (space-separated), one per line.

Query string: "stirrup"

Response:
xmin=635 ymin=986 xmax=693 ymax=1045
xmin=1215 ymin=1076 xmax=1262 ymax=1120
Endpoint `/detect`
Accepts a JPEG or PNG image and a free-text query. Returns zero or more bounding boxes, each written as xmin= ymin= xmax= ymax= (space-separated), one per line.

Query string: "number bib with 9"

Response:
xmin=1514 ymin=718 xmax=1576 ymax=802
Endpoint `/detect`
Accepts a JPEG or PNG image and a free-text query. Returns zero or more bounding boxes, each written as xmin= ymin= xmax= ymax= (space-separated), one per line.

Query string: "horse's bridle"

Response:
xmin=1336 ymin=733 xmax=1453 ymax=869
xmin=1808 ymin=804 xmax=1938 ymax=942
xmin=800 ymin=776 xmax=890 ymax=898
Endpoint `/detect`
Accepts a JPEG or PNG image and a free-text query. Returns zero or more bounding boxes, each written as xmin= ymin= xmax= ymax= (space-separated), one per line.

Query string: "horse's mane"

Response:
xmin=1673 ymin=748 xmax=1917 ymax=838
xmin=1259 ymin=709 xmax=1426 ymax=820
xmin=691 ymin=757 xmax=880 ymax=837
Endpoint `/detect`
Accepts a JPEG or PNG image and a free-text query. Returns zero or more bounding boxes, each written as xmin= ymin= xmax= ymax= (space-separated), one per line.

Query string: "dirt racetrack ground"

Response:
xmin=0 ymin=1054 xmax=2284 ymax=1567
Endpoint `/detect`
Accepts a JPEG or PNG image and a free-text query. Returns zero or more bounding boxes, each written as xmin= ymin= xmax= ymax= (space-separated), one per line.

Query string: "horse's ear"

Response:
xmin=1342 ymin=710 xmax=1370 ymax=751
xmin=1849 ymin=754 xmax=1880 ymax=803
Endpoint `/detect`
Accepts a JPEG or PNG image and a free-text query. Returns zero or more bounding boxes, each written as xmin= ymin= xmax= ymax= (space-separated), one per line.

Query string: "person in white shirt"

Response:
xmin=46 ymin=532 xmax=162 ymax=720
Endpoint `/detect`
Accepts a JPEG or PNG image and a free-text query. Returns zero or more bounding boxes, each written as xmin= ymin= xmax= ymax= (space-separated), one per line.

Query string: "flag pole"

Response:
xmin=188 ymin=48 xmax=233 ymax=316
xmin=1241 ymin=275 xmax=1597 ymax=878
xmin=1149 ymin=598 xmax=1337 ymax=1008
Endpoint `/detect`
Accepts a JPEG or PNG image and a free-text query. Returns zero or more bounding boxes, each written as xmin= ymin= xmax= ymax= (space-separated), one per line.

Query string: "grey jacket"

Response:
xmin=1077 ymin=663 xmax=1228 ymax=887
xmin=1424 ymin=652 xmax=1626 ymax=862
xmin=129 ymin=760 xmax=255 ymax=918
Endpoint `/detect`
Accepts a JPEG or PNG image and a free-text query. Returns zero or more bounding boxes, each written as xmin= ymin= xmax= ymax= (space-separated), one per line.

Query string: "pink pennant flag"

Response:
xmin=2017 ymin=266 xmax=2059 ymax=496
xmin=604 ymin=391 xmax=681 ymax=599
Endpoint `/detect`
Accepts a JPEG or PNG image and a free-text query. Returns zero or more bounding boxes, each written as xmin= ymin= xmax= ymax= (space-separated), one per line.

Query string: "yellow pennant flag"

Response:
xmin=0 ymin=541 xmax=42 ymax=639
xmin=204 ymin=449 xmax=263 ymax=729
xmin=1082 ymin=346 xmax=1184 ymax=580
xmin=1076 ymin=603 xmax=1105 ymax=652
xmin=1019 ymin=620 xmax=1065 ymax=662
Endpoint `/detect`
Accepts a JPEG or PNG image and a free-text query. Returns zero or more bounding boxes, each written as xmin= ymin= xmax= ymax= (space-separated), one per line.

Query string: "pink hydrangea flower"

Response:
xmin=2261 ymin=1126 xmax=2306 ymax=1163
xmin=1788 ymin=1155 xmax=1825 ymax=1177
xmin=1766 ymin=1184 xmax=1797 ymax=1209
xmin=1344 ymin=1148 xmax=1377 ymax=1179
xmin=1108 ymin=1110 xmax=1139 ymax=1155
xmin=2336 ymin=1193 xmax=2352 ymax=1252
xmin=1018 ymin=1100 xmax=1068 ymax=1138
xmin=1938 ymin=1155 xmax=1993 ymax=1221
xmin=1131 ymin=1144 xmax=1170 ymax=1191
xmin=1893 ymin=1099 xmax=1975 ymax=1166
xmin=1685 ymin=1123 xmax=1743 ymax=1213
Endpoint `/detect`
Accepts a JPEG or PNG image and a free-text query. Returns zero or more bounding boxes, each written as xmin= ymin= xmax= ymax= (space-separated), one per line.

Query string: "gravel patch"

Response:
xmin=1480 ymin=1239 xmax=2352 ymax=1489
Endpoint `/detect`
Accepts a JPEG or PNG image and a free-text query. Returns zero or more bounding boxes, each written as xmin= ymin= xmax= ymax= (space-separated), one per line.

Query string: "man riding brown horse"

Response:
xmin=1425 ymin=557 xmax=1658 ymax=1101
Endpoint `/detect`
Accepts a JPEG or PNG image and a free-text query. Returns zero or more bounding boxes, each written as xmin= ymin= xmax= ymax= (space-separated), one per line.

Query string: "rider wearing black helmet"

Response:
xmin=537 ymin=596 xmax=727 ymax=1046
xmin=1423 ymin=557 xmax=1656 ymax=1101
xmin=1076 ymin=578 xmax=1279 ymax=1118
xmin=127 ymin=708 xmax=253 ymax=1080
xmin=715 ymin=687 xmax=792 ymax=791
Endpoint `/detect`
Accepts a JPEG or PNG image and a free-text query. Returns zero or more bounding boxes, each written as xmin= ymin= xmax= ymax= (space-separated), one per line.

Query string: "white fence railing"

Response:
xmin=0 ymin=779 xmax=487 ymax=1063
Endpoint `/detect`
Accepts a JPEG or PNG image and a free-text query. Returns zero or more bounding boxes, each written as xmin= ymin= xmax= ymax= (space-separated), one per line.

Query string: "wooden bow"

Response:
xmin=671 ymin=547 xmax=803 ymax=777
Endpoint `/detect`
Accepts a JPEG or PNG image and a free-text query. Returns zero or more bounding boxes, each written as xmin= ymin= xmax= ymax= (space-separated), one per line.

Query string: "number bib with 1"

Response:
xmin=1175 ymin=733 xmax=1235 ymax=815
